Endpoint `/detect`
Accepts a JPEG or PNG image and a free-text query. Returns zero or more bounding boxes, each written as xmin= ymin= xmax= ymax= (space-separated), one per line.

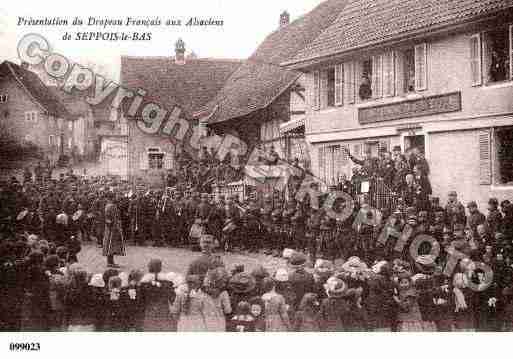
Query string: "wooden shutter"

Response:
xmin=509 ymin=24 xmax=513 ymax=80
xmin=395 ymin=51 xmax=405 ymax=96
xmin=382 ymin=52 xmax=395 ymax=96
xmin=335 ymin=64 xmax=344 ymax=106
xmin=313 ymin=71 xmax=320 ymax=110
xmin=164 ymin=154 xmax=173 ymax=170
xmin=318 ymin=146 xmax=326 ymax=185
xmin=372 ymin=55 xmax=382 ymax=98
xmin=379 ymin=140 xmax=389 ymax=153
xmin=414 ymin=43 xmax=427 ymax=91
xmin=140 ymin=152 xmax=149 ymax=170
xmin=344 ymin=62 xmax=355 ymax=104
xmin=320 ymin=70 xmax=328 ymax=109
xmin=470 ymin=34 xmax=482 ymax=86
xmin=479 ymin=129 xmax=492 ymax=185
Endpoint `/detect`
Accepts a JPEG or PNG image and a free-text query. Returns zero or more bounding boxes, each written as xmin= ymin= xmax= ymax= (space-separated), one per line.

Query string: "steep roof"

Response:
xmin=0 ymin=61 xmax=72 ymax=119
xmin=119 ymin=56 xmax=242 ymax=119
xmin=205 ymin=0 xmax=349 ymax=124
xmin=288 ymin=0 xmax=513 ymax=66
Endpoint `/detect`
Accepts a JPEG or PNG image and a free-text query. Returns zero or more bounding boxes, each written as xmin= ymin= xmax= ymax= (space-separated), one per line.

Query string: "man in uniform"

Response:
xmin=103 ymin=191 xmax=125 ymax=267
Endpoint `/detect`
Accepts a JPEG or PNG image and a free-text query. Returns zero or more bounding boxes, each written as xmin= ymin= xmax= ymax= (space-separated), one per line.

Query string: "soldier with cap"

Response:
xmin=445 ymin=191 xmax=466 ymax=229
xmin=467 ymin=201 xmax=486 ymax=239
xmin=103 ymin=191 xmax=126 ymax=268
xmin=487 ymin=198 xmax=503 ymax=235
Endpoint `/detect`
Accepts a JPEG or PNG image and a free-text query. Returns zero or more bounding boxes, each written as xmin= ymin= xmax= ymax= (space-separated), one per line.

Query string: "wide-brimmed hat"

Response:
xmin=274 ymin=268 xmax=289 ymax=282
xmin=229 ymin=272 xmax=256 ymax=294
xmin=314 ymin=259 xmax=335 ymax=277
xmin=324 ymin=277 xmax=347 ymax=298
xmin=89 ymin=273 xmax=105 ymax=288
xmin=289 ymin=252 xmax=307 ymax=268
xmin=282 ymin=248 xmax=295 ymax=259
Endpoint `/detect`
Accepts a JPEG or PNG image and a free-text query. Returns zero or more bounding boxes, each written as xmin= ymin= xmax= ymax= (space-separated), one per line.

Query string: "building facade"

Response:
xmin=0 ymin=61 xmax=74 ymax=166
xmin=284 ymin=0 xmax=513 ymax=208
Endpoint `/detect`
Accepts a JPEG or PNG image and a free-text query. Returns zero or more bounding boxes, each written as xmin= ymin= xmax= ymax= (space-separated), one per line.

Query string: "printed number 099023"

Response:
xmin=9 ymin=343 xmax=40 ymax=351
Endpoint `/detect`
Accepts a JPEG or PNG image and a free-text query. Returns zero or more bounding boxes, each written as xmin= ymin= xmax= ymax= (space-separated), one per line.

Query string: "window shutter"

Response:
xmin=140 ymin=152 xmax=149 ymax=170
xmin=320 ymin=70 xmax=328 ymax=109
xmin=335 ymin=64 xmax=343 ymax=106
xmin=344 ymin=62 xmax=355 ymax=104
xmin=313 ymin=71 xmax=320 ymax=110
xmin=318 ymin=146 xmax=325 ymax=185
xmin=382 ymin=52 xmax=395 ymax=96
xmin=379 ymin=140 xmax=389 ymax=153
xmin=470 ymin=34 xmax=482 ymax=86
xmin=414 ymin=43 xmax=427 ymax=91
xmin=509 ymin=25 xmax=513 ymax=80
xmin=164 ymin=154 xmax=173 ymax=170
xmin=395 ymin=51 xmax=405 ymax=96
xmin=479 ymin=129 xmax=492 ymax=185
xmin=372 ymin=55 xmax=382 ymax=98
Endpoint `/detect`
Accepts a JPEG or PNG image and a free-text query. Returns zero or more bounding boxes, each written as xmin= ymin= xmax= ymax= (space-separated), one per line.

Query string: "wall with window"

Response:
xmin=305 ymin=27 xmax=513 ymax=136
xmin=429 ymin=128 xmax=513 ymax=209
xmin=0 ymin=75 xmax=62 ymax=157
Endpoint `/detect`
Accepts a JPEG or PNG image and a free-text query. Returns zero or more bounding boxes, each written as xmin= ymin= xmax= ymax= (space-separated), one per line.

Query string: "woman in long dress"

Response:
xmin=171 ymin=275 xmax=208 ymax=332
xmin=202 ymin=268 xmax=232 ymax=331
xmin=261 ymin=277 xmax=291 ymax=332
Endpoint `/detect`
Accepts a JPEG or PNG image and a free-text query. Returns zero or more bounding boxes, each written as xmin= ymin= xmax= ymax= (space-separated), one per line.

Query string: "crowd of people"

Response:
xmin=2 ymin=144 xmax=513 ymax=332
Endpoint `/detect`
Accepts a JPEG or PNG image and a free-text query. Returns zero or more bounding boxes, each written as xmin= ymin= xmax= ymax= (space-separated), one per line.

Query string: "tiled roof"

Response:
xmin=0 ymin=61 xmax=72 ymax=119
xmin=119 ymin=56 xmax=242 ymax=119
xmin=288 ymin=0 xmax=513 ymax=66
xmin=205 ymin=0 xmax=349 ymax=124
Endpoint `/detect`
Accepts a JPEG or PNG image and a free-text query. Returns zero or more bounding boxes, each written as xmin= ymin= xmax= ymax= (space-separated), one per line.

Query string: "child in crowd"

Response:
xmin=228 ymin=301 xmax=256 ymax=332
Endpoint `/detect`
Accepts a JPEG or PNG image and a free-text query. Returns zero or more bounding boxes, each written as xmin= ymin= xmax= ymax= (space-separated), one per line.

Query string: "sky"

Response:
xmin=0 ymin=0 xmax=325 ymax=80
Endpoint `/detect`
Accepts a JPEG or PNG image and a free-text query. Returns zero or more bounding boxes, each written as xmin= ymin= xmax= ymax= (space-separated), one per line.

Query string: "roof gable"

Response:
xmin=0 ymin=61 xmax=71 ymax=119
xmin=206 ymin=0 xmax=349 ymax=124
xmin=289 ymin=0 xmax=513 ymax=65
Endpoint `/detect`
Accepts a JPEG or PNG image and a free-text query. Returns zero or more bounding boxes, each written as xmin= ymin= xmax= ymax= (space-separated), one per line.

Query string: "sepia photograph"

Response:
xmin=1 ymin=0 xmax=513 ymax=356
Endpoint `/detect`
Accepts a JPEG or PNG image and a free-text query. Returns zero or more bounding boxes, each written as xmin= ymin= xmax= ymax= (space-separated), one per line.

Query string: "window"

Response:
xmin=359 ymin=58 xmax=373 ymax=100
xmin=382 ymin=52 xmax=395 ymax=97
xmin=147 ymin=148 xmax=164 ymax=169
xmin=0 ymin=94 xmax=7 ymax=103
xmin=68 ymin=138 xmax=73 ymax=149
xmin=24 ymin=111 xmax=38 ymax=122
xmin=49 ymin=135 xmax=54 ymax=146
xmin=495 ymin=127 xmax=513 ymax=185
xmin=326 ymin=68 xmax=336 ymax=107
xmin=482 ymin=26 xmax=512 ymax=83
xmin=314 ymin=67 xmax=343 ymax=110
xmin=313 ymin=71 xmax=320 ymax=110
xmin=414 ymin=43 xmax=427 ymax=90
xmin=148 ymin=153 xmax=164 ymax=169
xmin=68 ymin=121 xmax=73 ymax=131
xmin=403 ymin=48 xmax=416 ymax=92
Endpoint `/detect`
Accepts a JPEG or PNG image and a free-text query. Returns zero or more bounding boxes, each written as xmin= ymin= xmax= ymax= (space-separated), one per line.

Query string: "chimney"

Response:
xmin=175 ymin=38 xmax=186 ymax=65
xmin=279 ymin=11 xmax=290 ymax=28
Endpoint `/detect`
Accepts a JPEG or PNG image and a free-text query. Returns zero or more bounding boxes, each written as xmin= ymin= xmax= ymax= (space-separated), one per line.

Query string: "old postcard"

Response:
xmin=1 ymin=0 xmax=513 ymax=357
